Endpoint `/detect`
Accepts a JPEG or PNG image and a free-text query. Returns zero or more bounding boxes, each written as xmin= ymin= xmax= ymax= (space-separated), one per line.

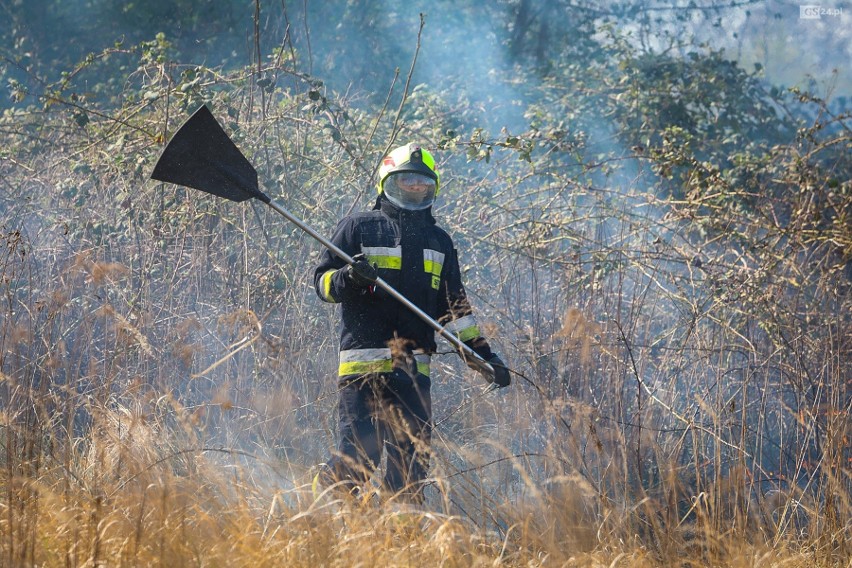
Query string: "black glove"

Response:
xmin=344 ymin=253 xmax=378 ymax=289
xmin=485 ymin=354 xmax=511 ymax=388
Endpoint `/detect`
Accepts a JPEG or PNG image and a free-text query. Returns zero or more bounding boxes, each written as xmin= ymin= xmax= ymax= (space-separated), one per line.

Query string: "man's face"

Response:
xmin=385 ymin=172 xmax=436 ymax=210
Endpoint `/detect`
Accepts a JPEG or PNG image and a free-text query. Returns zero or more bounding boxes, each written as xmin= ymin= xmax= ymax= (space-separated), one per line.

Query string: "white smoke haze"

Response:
xmin=0 ymin=1 xmax=849 ymax=560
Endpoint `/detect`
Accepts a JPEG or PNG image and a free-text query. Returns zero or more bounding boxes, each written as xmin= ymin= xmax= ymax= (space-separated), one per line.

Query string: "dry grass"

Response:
xmin=1 ymin=48 xmax=849 ymax=567
xmin=1 ymin=395 xmax=848 ymax=567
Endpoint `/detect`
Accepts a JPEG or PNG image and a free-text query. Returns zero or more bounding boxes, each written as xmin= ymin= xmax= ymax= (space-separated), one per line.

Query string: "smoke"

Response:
xmin=2 ymin=0 xmax=848 ymax=515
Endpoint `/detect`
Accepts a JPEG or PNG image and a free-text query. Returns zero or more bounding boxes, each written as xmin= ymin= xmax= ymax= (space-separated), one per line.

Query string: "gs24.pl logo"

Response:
xmin=800 ymin=5 xmax=844 ymax=18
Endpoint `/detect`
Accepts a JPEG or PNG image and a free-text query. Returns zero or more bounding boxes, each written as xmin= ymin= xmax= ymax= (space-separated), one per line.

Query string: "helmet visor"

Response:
xmin=383 ymin=172 xmax=437 ymax=210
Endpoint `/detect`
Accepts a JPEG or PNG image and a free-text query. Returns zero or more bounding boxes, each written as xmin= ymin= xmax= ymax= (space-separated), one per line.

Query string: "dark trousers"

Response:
xmin=323 ymin=369 xmax=432 ymax=502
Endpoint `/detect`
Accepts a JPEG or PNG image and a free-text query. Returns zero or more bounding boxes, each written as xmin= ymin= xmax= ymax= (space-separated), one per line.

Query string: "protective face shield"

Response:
xmin=382 ymin=172 xmax=437 ymax=210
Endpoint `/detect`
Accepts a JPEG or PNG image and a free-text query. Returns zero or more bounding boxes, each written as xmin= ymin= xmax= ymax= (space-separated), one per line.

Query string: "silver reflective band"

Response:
xmin=445 ymin=314 xmax=477 ymax=333
xmin=339 ymin=348 xmax=392 ymax=362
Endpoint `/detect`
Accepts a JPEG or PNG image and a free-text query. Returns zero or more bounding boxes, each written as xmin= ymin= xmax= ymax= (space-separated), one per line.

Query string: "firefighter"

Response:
xmin=312 ymin=143 xmax=510 ymax=503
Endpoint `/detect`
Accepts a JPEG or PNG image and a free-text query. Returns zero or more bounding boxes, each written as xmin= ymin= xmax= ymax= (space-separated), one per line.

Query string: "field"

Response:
xmin=2 ymin=5 xmax=851 ymax=565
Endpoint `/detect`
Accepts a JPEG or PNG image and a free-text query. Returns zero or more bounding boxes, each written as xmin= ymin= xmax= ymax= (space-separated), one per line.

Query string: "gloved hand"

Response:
xmin=484 ymin=354 xmax=511 ymax=388
xmin=344 ymin=253 xmax=378 ymax=289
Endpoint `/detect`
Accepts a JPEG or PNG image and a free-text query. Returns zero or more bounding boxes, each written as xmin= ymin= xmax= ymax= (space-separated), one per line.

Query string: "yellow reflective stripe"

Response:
xmin=340 ymin=348 xmax=392 ymax=362
xmin=340 ymin=360 xmax=393 ymax=375
xmin=320 ymin=269 xmax=337 ymax=302
xmin=338 ymin=349 xmax=431 ymax=377
xmin=456 ymin=325 xmax=481 ymax=343
xmin=338 ymin=361 xmax=432 ymax=377
xmin=362 ymin=246 xmax=401 ymax=270
xmin=424 ymin=249 xmax=444 ymax=290
xmin=423 ymin=249 xmax=445 ymax=275
xmin=371 ymin=256 xmax=402 ymax=269
xmin=446 ymin=314 xmax=481 ymax=342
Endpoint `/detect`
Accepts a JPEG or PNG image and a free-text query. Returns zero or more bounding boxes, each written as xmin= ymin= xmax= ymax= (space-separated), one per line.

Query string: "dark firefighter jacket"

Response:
xmin=314 ymin=197 xmax=494 ymax=378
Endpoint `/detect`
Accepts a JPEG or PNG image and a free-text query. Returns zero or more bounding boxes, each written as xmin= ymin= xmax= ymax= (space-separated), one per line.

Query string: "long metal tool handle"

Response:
xmin=263 ymin=196 xmax=495 ymax=377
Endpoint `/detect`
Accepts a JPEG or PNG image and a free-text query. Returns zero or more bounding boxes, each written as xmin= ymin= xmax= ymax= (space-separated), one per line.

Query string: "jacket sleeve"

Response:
xmin=437 ymin=246 xmax=494 ymax=361
xmin=313 ymin=217 xmax=362 ymax=303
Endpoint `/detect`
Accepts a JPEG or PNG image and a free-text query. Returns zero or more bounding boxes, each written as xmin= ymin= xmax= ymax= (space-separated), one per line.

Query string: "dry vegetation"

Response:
xmin=1 ymin=23 xmax=851 ymax=567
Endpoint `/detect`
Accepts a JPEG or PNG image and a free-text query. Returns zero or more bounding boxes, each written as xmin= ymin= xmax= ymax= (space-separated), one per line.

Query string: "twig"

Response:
xmin=614 ymin=319 xmax=643 ymax=486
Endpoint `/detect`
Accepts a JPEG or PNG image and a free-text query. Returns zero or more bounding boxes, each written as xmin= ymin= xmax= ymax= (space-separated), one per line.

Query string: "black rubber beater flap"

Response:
xmin=151 ymin=105 xmax=267 ymax=203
